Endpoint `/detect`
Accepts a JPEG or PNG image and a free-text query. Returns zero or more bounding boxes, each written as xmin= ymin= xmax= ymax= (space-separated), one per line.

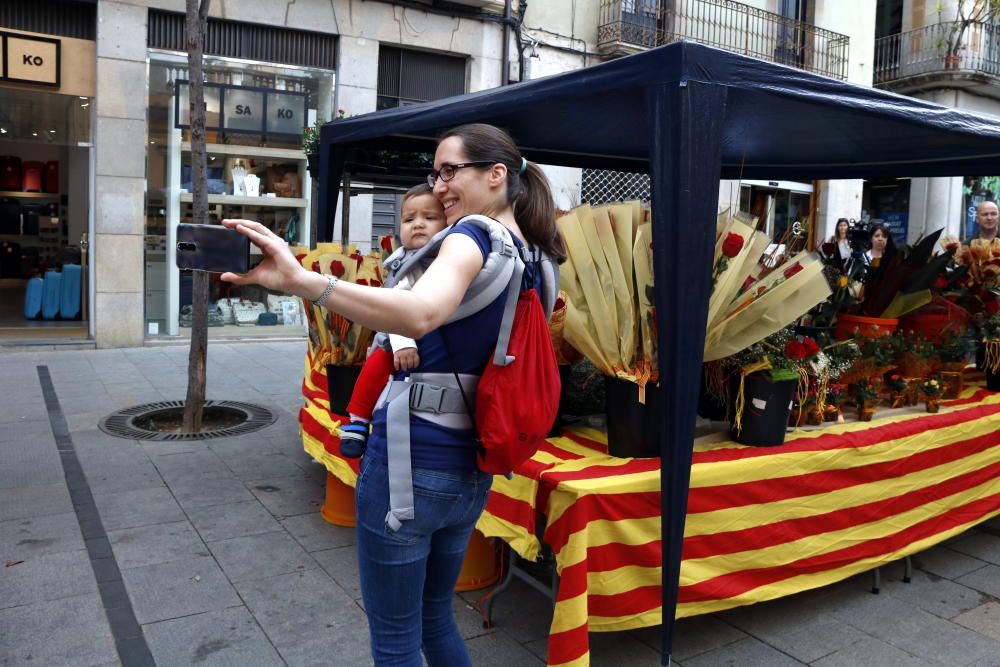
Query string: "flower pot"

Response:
xmin=326 ymin=364 xmax=363 ymax=418
xmin=697 ymin=367 xmax=731 ymax=421
xmin=988 ymin=370 xmax=1000 ymax=392
xmin=604 ymin=377 xmax=662 ymax=458
xmin=925 ymin=399 xmax=940 ymax=413
xmin=730 ymin=374 xmax=796 ymax=447
xmin=306 ymin=153 xmax=319 ymax=177
xmin=824 ymin=405 xmax=842 ymax=422
xmin=806 ymin=407 xmax=824 ymax=426
xmin=858 ymin=405 xmax=876 ymax=421
xmin=834 ymin=314 xmax=898 ymax=341
xmin=945 ymin=54 xmax=961 ymax=70
xmin=939 ymin=369 xmax=963 ymax=399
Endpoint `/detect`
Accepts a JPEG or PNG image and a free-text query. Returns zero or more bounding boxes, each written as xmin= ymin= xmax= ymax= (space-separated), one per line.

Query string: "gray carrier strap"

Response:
xmin=383 ymin=373 xmax=478 ymax=532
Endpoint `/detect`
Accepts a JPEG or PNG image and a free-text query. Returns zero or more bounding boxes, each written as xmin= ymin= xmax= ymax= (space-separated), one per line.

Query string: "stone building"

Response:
xmin=0 ymin=0 xmax=876 ymax=348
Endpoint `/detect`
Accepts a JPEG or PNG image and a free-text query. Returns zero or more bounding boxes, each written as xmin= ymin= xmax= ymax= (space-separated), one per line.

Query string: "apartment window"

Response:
xmin=376 ymin=46 xmax=467 ymax=110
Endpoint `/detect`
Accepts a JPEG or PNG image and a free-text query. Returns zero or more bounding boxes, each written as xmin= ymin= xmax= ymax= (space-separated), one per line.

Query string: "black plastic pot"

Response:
xmin=326 ymin=364 xmax=363 ymax=417
xmin=604 ymin=377 xmax=662 ymax=458
xmin=730 ymin=374 xmax=796 ymax=447
xmin=697 ymin=367 xmax=730 ymax=421
xmin=988 ymin=370 xmax=1000 ymax=392
xmin=306 ymin=153 xmax=319 ymax=178
xmin=976 ymin=342 xmax=985 ymax=372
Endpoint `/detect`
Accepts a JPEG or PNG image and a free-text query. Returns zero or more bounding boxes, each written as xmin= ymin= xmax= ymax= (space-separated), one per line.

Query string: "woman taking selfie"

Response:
xmin=221 ymin=123 xmax=565 ymax=666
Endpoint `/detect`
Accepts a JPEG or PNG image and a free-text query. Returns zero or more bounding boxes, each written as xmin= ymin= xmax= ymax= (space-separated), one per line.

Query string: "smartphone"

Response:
xmin=175 ymin=223 xmax=251 ymax=274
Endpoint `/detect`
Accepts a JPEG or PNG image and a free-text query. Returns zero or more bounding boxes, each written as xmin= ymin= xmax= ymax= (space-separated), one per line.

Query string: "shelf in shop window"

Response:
xmin=178 ymin=193 xmax=307 ymax=208
xmin=0 ymin=234 xmax=40 ymax=242
xmin=179 ymin=143 xmax=305 ymax=161
xmin=0 ymin=191 xmax=61 ymax=200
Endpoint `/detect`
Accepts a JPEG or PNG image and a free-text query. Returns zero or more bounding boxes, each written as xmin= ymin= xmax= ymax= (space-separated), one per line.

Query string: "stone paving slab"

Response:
xmin=949 ymin=530 xmax=1000 ymax=567
xmin=0 ymin=511 xmax=84 ymax=561
xmin=0 ymin=483 xmax=73 ymax=522
xmin=952 ymin=601 xmax=1000 ymax=643
xmin=186 ymin=499 xmax=282 ymax=543
xmin=0 ymin=593 xmax=119 ymax=666
xmin=234 ymin=569 xmax=371 ymax=666
xmin=810 ymin=636 xmax=935 ymax=667
xmin=912 ymin=543 xmax=992 ymax=580
xmin=312 ymin=544 xmax=363 ymax=601
xmin=207 ymin=529 xmax=317 ymax=583
xmin=281 ymin=511 xmax=355 ymax=552
xmin=683 ymin=636 xmax=806 ymax=666
xmin=92 ymin=486 xmax=187 ymax=532
xmin=121 ymin=555 xmax=243 ymax=625
xmin=955 ymin=563 xmax=1000 ymax=598
xmin=143 ymin=606 xmax=285 ymax=667
xmin=246 ymin=474 xmax=326 ymax=518
xmin=167 ymin=473 xmax=257 ymax=510
xmin=107 ymin=519 xmax=209 ymax=569
xmin=0 ymin=548 xmax=98 ymax=610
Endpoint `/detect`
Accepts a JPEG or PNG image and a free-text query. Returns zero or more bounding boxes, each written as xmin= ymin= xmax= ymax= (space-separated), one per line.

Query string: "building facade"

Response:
xmin=0 ymin=0 xmax=877 ymax=349
xmin=874 ymin=0 xmax=1000 ymax=244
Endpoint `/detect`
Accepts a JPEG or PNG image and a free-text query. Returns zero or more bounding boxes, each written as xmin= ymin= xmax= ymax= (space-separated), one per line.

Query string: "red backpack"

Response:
xmin=474 ymin=286 xmax=561 ymax=475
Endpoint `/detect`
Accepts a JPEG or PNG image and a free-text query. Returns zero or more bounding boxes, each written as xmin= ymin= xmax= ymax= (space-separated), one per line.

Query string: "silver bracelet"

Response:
xmin=310 ymin=275 xmax=338 ymax=307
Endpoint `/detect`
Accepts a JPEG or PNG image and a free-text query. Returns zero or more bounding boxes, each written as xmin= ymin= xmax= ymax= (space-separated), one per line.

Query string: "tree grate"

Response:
xmin=99 ymin=400 xmax=277 ymax=441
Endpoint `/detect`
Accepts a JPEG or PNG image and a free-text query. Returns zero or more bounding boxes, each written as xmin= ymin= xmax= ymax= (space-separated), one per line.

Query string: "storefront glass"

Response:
xmin=963 ymin=176 xmax=1000 ymax=240
xmin=0 ymin=87 xmax=91 ymax=338
xmin=145 ymin=51 xmax=335 ymax=338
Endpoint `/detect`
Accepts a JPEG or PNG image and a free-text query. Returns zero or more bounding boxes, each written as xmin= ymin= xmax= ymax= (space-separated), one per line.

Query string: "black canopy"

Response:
xmin=318 ymin=40 xmax=1000 ymax=665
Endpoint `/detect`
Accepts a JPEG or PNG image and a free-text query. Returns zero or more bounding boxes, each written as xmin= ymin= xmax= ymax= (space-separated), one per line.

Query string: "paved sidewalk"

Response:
xmin=0 ymin=342 xmax=999 ymax=666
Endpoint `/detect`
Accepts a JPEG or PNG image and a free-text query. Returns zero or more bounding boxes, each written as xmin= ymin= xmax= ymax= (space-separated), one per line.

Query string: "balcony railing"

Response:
xmin=874 ymin=21 xmax=1000 ymax=86
xmin=597 ymin=0 xmax=850 ymax=81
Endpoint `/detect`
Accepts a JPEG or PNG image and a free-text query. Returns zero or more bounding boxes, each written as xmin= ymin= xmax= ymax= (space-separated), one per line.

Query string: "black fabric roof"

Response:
xmin=320 ymin=40 xmax=1000 ymax=181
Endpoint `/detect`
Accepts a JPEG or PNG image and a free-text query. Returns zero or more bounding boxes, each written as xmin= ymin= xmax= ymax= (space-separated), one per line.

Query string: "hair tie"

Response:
xmin=519 ymin=157 xmax=527 ymax=175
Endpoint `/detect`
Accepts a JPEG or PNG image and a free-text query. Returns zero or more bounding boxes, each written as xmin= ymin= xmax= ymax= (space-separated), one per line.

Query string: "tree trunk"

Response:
xmin=182 ymin=0 xmax=212 ymax=433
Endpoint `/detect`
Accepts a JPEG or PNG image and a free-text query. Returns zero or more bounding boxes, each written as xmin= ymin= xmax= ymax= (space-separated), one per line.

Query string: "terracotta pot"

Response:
xmin=824 ymin=405 xmax=842 ymax=422
xmin=834 ymin=314 xmax=899 ymax=341
xmin=806 ymin=407 xmax=824 ymax=426
xmin=858 ymin=405 xmax=876 ymax=422
xmin=926 ymin=399 xmax=940 ymax=413
xmin=939 ymin=370 xmax=963 ymax=400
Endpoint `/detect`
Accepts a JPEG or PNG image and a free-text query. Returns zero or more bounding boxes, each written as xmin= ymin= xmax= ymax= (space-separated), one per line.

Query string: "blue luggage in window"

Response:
xmin=24 ymin=277 xmax=43 ymax=319
xmin=42 ymin=270 xmax=61 ymax=320
xmin=60 ymin=263 xmax=81 ymax=319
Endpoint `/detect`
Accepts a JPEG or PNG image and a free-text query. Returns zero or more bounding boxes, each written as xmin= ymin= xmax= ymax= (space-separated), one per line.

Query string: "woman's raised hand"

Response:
xmin=219 ymin=219 xmax=309 ymax=297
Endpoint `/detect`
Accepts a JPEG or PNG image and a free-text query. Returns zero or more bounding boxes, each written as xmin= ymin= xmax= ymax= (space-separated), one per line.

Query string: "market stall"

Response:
xmin=314 ymin=40 xmax=1000 ymax=665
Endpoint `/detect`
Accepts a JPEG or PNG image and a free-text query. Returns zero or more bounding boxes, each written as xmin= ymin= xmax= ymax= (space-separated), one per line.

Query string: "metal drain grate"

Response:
xmin=99 ymin=400 xmax=277 ymax=441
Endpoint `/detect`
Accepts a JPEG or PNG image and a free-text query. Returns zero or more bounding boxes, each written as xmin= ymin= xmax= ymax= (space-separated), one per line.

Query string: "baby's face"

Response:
xmin=399 ymin=194 xmax=447 ymax=250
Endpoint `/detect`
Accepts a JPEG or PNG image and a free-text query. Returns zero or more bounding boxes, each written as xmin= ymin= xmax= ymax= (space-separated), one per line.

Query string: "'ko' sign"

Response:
xmin=2 ymin=33 xmax=61 ymax=87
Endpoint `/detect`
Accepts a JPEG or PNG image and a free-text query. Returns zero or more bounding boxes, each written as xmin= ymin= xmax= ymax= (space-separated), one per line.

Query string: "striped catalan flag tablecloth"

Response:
xmin=301 ymin=352 xmax=1000 ymax=667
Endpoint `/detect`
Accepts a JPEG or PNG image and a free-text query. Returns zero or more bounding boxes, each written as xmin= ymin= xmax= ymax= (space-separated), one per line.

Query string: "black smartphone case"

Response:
xmin=176 ymin=224 xmax=251 ymax=274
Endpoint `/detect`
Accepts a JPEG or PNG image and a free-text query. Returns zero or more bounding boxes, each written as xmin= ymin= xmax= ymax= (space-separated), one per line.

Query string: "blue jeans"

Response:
xmin=355 ymin=455 xmax=492 ymax=667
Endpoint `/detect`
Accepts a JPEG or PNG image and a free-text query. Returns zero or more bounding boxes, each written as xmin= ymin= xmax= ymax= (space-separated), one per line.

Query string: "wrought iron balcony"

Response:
xmin=874 ymin=21 xmax=1000 ymax=89
xmin=598 ymin=0 xmax=850 ymax=81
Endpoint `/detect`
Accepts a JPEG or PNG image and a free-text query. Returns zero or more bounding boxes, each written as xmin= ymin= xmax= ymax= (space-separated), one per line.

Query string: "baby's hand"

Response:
xmin=394 ymin=347 xmax=420 ymax=370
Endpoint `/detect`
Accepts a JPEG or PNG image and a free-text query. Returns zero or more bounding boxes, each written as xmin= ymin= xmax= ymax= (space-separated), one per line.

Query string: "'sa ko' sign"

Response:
xmin=1 ymin=32 xmax=61 ymax=87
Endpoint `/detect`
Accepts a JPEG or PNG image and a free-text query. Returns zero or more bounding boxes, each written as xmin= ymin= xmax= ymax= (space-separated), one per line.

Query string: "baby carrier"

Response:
xmin=375 ymin=215 xmax=559 ymax=531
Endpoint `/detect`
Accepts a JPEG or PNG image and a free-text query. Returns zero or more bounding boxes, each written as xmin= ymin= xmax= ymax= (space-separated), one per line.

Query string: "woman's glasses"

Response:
xmin=426 ymin=161 xmax=495 ymax=188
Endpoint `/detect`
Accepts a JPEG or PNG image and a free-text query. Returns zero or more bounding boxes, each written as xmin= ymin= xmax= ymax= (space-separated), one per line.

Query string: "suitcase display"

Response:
xmin=0 ymin=156 xmax=22 ymax=191
xmin=44 ymin=161 xmax=59 ymax=193
xmin=0 ymin=197 xmax=19 ymax=235
xmin=22 ymin=162 xmax=43 ymax=193
xmin=42 ymin=270 xmax=62 ymax=319
xmin=60 ymin=264 xmax=82 ymax=319
xmin=24 ymin=277 xmax=44 ymax=319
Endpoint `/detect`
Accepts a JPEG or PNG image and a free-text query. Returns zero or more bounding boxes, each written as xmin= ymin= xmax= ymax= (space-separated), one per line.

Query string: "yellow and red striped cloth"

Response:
xmin=301 ymin=352 xmax=1000 ymax=667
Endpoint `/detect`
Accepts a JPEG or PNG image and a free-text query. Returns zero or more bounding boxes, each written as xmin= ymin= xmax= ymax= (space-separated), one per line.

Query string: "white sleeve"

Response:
xmin=386 ymin=277 xmax=416 ymax=351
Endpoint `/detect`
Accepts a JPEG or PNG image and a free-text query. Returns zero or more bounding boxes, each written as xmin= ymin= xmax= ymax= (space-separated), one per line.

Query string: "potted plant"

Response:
xmin=938 ymin=332 xmax=973 ymax=398
xmin=726 ymin=327 xmax=820 ymax=447
xmin=921 ymin=377 xmax=943 ymax=413
xmin=885 ymin=373 xmax=908 ymax=409
xmin=303 ymin=109 xmax=345 ymax=177
xmin=824 ymin=384 xmax=845 ymax=422
xmin=853 ymin=379 xmax=879 ymax=421
xmin=934 ymin=0 xmax=1000 ymax=70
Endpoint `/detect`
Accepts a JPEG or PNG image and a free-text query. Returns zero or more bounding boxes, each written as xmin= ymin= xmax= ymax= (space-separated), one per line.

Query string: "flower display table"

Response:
xmin=301 ymin=354 xmax=1000 ymax=667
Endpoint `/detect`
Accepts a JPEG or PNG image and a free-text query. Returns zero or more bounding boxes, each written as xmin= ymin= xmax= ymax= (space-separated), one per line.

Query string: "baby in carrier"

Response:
xmin=338 ymin=184 xmax=447 ymax=457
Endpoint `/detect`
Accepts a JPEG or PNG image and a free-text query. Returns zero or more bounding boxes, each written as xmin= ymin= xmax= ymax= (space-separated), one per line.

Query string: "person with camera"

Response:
xmin=220 ymin=123 xmax=565 ymax=667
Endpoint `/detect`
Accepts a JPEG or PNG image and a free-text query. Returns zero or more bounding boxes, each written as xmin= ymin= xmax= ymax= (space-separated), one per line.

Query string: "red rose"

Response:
xmin=370 ymin=280 xmax=382 ymax=288
xmin=741 ymin=276 xmax=756 ymax=292
xmin=783 ymin=262 xmax=803 ymax=279
xmin=329 ymin=260 xmax=346 ymax=278
xmin=722 ymin=232 xmax=744 ymax=258
xmin=350 ymin=251 xmax=364 ymax=270
xmin=311 ymin=261 xmax=321 ymax=274
xmin=945 ymin=242 xmax=959 ymax=251
xmin=934 ymin=276 xmax=949 ymax=290
xmin=801 ymin=336 xmax=820 ymax=357
xmin=987 ymin=300 xmax=1000 ymax=315
xmin=554 ymin=297 xmax=565 ymax=311
xmin=785 ymin=339 xmax=806 ymax=360
xmin=356 ymin=279 xmax=369 ymax=286
xmin=380 ymin=236 xmax=394 ymax=253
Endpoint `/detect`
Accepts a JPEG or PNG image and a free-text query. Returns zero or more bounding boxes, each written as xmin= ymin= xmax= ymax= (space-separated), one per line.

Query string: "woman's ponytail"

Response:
xmin=515 ymin=161 xmax=566 ymax=263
